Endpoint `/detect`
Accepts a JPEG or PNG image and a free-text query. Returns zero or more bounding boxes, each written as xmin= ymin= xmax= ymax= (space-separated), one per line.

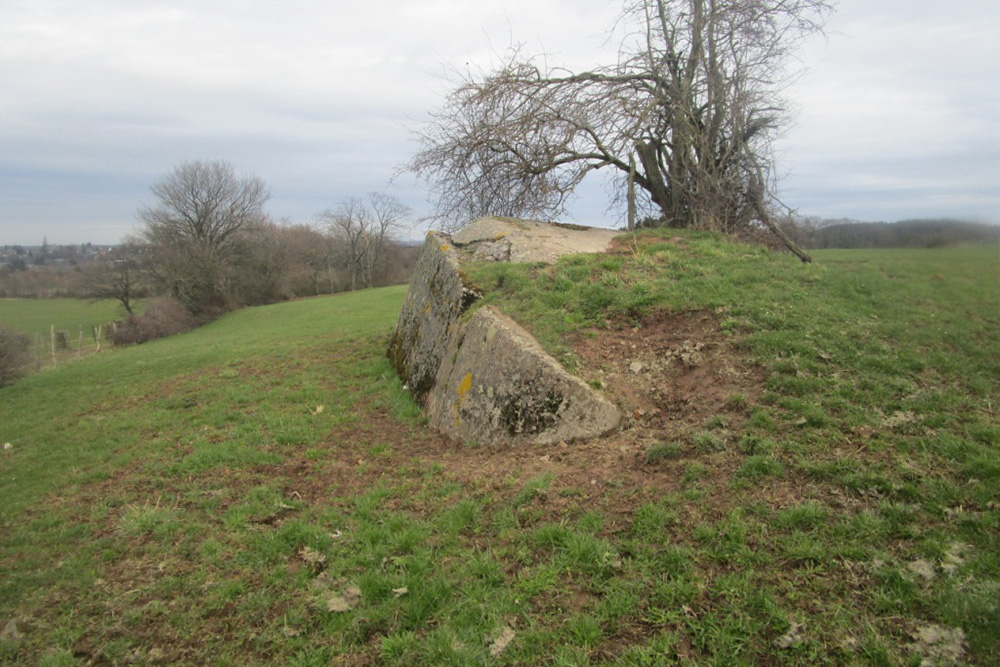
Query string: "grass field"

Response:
xmin=1 ymin=235 xmax=997 ymax=665
xmin=0 ymin=298 xmax=129 ymax=365
xmin=0 ymin=298 xmax=127 ymax=339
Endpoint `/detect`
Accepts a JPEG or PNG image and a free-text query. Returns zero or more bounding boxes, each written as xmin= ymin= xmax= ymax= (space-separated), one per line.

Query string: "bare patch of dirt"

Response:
xmin=573 ymin=309 xmax=764 ymax=442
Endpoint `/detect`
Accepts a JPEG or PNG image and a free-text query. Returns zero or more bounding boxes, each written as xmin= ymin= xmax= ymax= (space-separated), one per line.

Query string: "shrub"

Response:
xmin=0 ymin=325 xmax=32 ymax=387
xmin=109 ymin=297 xmax=198 ymax=346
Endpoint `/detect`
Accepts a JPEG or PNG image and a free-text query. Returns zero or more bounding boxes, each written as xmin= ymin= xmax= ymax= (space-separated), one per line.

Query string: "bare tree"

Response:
xmin=318 ymin=193 xmax=410 ymax=290
xmin=279 ymin=223 xmax=337 ymax=296
xmin=138 ymin=160 xmax=270 ymax=314
xmin=85 ymin=241 xmax=147 ymax=315
xmin=409 ymin=0 xmax=829 ymax=260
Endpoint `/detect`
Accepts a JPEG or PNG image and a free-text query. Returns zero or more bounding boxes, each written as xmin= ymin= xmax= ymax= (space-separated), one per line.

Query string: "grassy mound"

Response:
xmin=1 ymin=233 xmax=997 ymax=666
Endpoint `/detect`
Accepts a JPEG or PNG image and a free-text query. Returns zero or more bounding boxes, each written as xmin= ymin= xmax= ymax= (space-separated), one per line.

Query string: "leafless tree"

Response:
xmin=137 ymin=160 xmax=271 ymax=314
xmin=318 ymin=193 xmax=411 ymax=290
xmin=281 ymin=224 xmax=337 ymax=296
xmin=409 ymin=0 xmax=830 ymax=260
xmin=139 ymin=160 xmax=269 ymax=250
xmin=85 ymin=241 xmax=147 ymax=315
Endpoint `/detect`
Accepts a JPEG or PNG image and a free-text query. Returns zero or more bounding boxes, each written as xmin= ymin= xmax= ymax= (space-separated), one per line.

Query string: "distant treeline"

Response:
xmin=0 ymin=226 xmax=421 ymax=301
xmin=788 ymin=218 xmax=1000 ymax=250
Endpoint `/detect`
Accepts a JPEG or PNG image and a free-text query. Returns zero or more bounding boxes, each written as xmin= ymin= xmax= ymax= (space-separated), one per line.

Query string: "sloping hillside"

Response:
xmin=1 ymin=233 xmax=997 ymax=665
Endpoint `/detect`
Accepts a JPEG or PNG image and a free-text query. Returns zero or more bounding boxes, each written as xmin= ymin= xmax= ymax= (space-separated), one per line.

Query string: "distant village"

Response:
xmin=0 ymin=241 xmax=117 ymax=271
xmin=0 ymin=242 xmax=120 ymax=299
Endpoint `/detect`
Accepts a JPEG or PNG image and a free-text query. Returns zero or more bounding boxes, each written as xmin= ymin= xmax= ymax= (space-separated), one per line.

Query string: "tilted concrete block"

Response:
xmin=426 ymin=307 xmax=621 ymax=446
xmin=388 ymin=221 xmax=622 ymax=446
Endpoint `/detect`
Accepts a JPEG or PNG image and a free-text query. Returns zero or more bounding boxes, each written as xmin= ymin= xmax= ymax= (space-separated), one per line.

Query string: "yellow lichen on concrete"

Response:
xmin=454 ymin=372 xmax=474 ymax=426
xmin=457 ymin=372 xmax=473 ymax=397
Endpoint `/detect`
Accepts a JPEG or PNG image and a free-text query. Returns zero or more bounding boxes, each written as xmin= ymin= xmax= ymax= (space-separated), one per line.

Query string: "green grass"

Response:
xmin=1 ymin=236 xmax=998 ymax=665
xmin=0 ymin=297 xmax=129 ymax=365
xmin=0 ymin=297 xmax=126 ymax=338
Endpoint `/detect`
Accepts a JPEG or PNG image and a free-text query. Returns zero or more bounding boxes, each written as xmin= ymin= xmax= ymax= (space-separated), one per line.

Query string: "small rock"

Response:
xmin=629 ymin=361 xmax=645 ymax=374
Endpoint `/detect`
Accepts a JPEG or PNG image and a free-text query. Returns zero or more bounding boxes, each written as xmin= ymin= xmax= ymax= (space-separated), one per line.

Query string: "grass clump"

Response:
xmin=644 ymin=441 xmax=685 ymax=464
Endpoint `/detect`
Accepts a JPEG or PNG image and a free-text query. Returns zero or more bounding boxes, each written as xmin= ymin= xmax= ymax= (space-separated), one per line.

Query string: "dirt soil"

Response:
xmin=573 ymin=309 xmax=762 ymax=436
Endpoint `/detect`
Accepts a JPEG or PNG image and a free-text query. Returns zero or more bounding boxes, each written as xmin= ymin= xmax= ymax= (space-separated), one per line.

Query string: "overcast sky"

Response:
xmin=1 ymin=0 xmax=998 ymax=245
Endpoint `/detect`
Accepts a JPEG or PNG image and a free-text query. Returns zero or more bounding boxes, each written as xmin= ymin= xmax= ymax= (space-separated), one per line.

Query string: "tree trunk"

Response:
xmin=635 ymin=142 xmax=672 ymax=221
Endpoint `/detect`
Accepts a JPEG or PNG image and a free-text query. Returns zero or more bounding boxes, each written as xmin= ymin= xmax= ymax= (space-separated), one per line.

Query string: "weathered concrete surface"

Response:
xmin=427 ymin=307 xmax=621 ymax=445
xmin=451 ymin=217 xmax=621 ymax=263
xmin=387 ymin=232 xmax=479 ymax=405
xmin=388 ymin=219 xmax=622 ymax=446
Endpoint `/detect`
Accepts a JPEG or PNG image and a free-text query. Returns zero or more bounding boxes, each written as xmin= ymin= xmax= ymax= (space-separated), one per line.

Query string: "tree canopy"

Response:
xmin=138 ymin=160 xmax=271 ymax=315
xmin=410 ymin=0 xmax=831 ymax=259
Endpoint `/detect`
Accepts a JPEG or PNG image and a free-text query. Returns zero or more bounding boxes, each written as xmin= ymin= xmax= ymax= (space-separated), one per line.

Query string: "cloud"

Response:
xmin=777 ymin=0 xmax=1000 ymax=221
xmin=1 ymin=0 xmax=997 ymax=244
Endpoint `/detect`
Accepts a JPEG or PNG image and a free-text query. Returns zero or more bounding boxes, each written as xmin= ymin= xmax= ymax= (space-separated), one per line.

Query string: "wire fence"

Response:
xmin=28 ymin=323 xmax=112 ymax=370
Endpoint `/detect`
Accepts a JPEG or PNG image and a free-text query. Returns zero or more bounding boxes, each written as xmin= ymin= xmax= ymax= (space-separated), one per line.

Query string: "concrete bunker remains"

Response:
xmin=387 ymin=218 xmax=622 ymax=446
